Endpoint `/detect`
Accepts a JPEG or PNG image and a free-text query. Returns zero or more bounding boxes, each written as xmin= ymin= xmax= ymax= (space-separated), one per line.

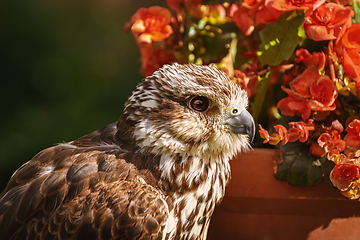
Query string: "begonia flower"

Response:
xmin=130 ymin=6 xmax=173 ymax=44
xmin=139 ymin=45 xmax=176 ymax=76
xmin=332 ymin=163 xmax=360 ymax=182
xmin=266 ymin=0 xmax=325 ymax=19
xmin=304 ymin=3 xmax=354 ymax=42
xmin=340 ymin=23 xmax=360 ymax=85
xmin=166 ymin=0 xmax=202 ymax=12
xmin=310 ymin=142 xmax=327 ymax=157
xmin=277 ymin=89 xmax=311 ymax=120
xmin=232 ymin=6 xmax=255 ymax=36
xmin=345 ymin=119 xmax=360 ymax=149
xmin=259 ymin=124 xmax=270 ymax=143
xmin=290 ymin=67 xmax=321 ymax=99
xmin=258 ymin=124 xmax=289 ymax=145
xmin=287 ymin=121 xmax=309 ymax=142
xmin=295 ymin=49 xmax=326 ymax=71
xmin=309 ymin=75 xmax=338 ymax=111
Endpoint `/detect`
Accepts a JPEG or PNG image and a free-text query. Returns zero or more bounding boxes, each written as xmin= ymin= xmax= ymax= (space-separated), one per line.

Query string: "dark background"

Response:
xmin=0 ymin=0 xmax=165 ymax=191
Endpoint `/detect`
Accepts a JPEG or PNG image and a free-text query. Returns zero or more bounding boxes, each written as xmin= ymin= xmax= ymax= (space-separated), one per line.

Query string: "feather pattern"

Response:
xmin=0 ymin=63 xmax=254 ymax=239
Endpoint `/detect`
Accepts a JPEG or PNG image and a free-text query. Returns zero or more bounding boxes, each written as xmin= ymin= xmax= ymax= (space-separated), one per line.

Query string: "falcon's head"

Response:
xmin=117 ymin=63 xmax=255 ymax=162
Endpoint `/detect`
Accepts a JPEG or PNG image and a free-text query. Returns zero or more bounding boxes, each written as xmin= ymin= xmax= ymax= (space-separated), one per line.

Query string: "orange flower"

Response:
xmin=295 ymin=49 xmax=326 ymax=71
xmin=318 ymin=133 xmax=345 ymax=153
xmin=287 ymin=122 xmax=309 ymax=142
xmin=130 ymin=6 xmax=173 ymax=44
xmin=331 ymin=120 xmax=344 ymax=134
xmin=258 ymin=124 xmax=289 ymax=145
xmin=166 ymin=0 xmax=202 ymax=12
xmin=256 ymin=4 xmax=278 ymax=24
xmin=232 ymin=0 xmax=278 ymax=30
xmin=232 ymin=5 xmax=255 ymax=36
xmin=304 ymin=3 xmax=354 ymax=42
xmin=277 ymin=89 xmax=311 ymax=120
xmin=343 ymin=49 xmax=360 ymax=83
xmin=345 ymin=119 xmax=360 ymax=149
xmin=341 ymin=23 xmax=360 ymax=49
xmin=290 ymin=67 xmax=321 ymax=99
xmin=233 ymin=70 xmax=258 ymax=98
xmin=332 ymin=164 xmax=360 ymax=182
xmin=309 ymin=75 xmax=338 ymax=111
xmin=315 ymin=131 xmax=345 ymax=161
xmin=139 ymin=45 xmax=176 ymax=76
xmin=259 ymin=124 xmax=270 ymax=143
xmin=266 ymin=0 xmax=325 ymax=19
xmin=310 ymin=142 xmax=327 ymax=157
xmin=340 ymin=23 xmax=360 ymax=85
xmin=273 ymin=125 xmax=289 ymax=145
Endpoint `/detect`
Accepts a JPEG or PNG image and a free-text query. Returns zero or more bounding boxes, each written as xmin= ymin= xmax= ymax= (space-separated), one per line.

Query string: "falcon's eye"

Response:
xmin=190 ymin=96 xmax=209 ymax=112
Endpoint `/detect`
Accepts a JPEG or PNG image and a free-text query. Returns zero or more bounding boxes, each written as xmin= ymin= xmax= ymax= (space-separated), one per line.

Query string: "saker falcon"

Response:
xmin=0 ymin=63 xmax=255 ymax=240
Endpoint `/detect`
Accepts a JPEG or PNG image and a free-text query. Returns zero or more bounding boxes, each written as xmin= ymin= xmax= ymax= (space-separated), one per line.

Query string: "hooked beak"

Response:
xmin=225 ymin=109 xmax=255 ymax=142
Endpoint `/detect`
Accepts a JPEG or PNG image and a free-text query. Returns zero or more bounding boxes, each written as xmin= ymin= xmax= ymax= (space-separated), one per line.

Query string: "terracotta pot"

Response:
xmin=207 ymin=148 xmax=360 ymax=240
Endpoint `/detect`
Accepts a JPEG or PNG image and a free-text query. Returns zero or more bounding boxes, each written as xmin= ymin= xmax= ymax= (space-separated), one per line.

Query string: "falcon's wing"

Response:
xmin=0 ymin=124 xmax=169 ymax=240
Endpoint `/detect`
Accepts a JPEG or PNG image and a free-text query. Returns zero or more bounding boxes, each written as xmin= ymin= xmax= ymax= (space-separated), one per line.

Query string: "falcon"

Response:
xmin=0 ymin=63 xmax=255 ymax=240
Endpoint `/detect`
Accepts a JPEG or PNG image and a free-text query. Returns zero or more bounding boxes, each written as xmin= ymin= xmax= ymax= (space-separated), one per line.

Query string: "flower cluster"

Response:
xmin=125 ymin=0 xmax=360 ymax=199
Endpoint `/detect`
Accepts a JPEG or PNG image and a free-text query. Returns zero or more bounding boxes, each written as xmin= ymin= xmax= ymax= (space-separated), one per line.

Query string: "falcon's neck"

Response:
xmin=158 ymin=152 xmax=231 ymax=239
xmin=116 ymin=114 xmax=232 ymax=196
xmin=116 ymin=115 xmax=232 ymax=239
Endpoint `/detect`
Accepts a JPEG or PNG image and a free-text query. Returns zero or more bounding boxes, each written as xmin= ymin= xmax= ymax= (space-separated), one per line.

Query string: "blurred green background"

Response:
xmin=0 ymin=0 xmax=165 ymax=191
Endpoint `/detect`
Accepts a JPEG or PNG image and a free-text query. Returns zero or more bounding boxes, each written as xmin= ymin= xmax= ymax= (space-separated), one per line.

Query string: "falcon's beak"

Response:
xmin=225 ymin=109 xmax=255 ymax=142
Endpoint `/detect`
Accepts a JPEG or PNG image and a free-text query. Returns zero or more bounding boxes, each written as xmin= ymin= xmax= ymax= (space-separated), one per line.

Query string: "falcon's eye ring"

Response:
xmin=190 ymin=96 xmax=210 ymax=112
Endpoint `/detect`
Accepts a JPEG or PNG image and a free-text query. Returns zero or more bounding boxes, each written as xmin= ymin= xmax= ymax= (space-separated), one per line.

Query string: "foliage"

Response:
xmin=126 ymin=0 xmax=360 ymax=200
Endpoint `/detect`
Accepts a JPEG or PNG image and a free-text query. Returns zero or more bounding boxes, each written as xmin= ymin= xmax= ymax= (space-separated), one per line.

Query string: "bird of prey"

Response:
xmin=0 ymin=63 xmax=255 ymax=240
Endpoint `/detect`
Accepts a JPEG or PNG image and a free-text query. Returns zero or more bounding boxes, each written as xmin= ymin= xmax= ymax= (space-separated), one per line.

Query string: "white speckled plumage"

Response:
xmin=0 ymin=63 xmax=254 ymax=240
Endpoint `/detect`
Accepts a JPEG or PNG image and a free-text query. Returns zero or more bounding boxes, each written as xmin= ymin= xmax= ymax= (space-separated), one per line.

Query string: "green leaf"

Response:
xmin=287 ymin=154 xmax=309 ymax=186
xmin=258 ymin=10 xmax=305 ymax=66
xmin=250 ymin=71 xmax=272 ymax=123
xmin=275 ymin=152 xmax=297 ymax=181
xmin=352 ymin=1 xmax=360 ymax=23
xmin=320 ymin=157 xmax=335 ymax=183
xmin=275 ymin=141 xmax=332 ymax=186
xmin=307 ymin=159 xmax=324 ymax=186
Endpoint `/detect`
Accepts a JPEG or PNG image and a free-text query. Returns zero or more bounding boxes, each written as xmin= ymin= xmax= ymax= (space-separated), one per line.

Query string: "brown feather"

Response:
xmin=0 ymin=63 xmax=253 ymax=240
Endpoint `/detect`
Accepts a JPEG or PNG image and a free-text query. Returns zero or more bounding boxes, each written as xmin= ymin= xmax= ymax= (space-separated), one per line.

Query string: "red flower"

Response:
xmin=266 ymin=0 xmax=325 ymax=19
xmin=318 ymin=133 xmax=345 ymax=153
xmin=232 ymin=5 xmax=255 ymax=36
xmin=277 ymin=88 xmax=311 ymax=120
xmin=233 ymin=70 xmax=258 ymax=98
xmin=310 ymin=142 xmax=327 ymax=157
xmin=341 ymin=23 xmax=360 ymax=49
xmin=287 ymin=122 xmax=309 ymax=142
xmin=304 ymin=3 xmax=354 ymax=42
xmin=308 ymin=75 xmax=338 ymax=111
xmin=166 ymin=0 xmax=202 ymax=12
xmin=279 ymin=68 xmax=337 ymax=121
xmin=315 ymin=131 xmax=345 ymax=161
xmin=331 ymin=120 xmax=344 ymax=134
xmin=130 ymin=6 xmax=173 ymax=44
xmin=290 ymin=67 xmax=321 ymax=99
xmin=345 ymin=119 xmax=360 ymax=149
xmin=342 ymin=48 xmax=360 ymax=84
xmin=258 ymin=124 xmax=289 ymax=145
xmin=273 ymin=125 xmax=289 ymax=145
xmin=232 ymin=0 xmax=278 ymax=28
xmin=340 ymin=23 xmax=360 ymax=84
xmin=255 ymin=3 xmax=278 ymax=24
xmin=259 ymin=124 xmax=270 ymax=143
xmin=139 ymin=45 xmax=176 ymax=76
xmin=295 ymin=49 xmax=326 ymax=71
xmin=332 ymin=164 xmax=360 ymax=182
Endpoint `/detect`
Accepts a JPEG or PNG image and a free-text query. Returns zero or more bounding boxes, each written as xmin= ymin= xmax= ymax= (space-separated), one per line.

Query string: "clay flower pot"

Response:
xmin=208 ymin=148 xmax=360 ymax=240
